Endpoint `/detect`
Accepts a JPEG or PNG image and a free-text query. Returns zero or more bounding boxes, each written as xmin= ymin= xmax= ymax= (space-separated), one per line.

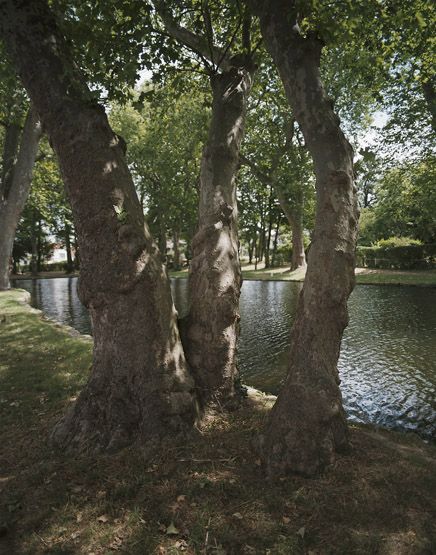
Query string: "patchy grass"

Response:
xmin=1 ymin=290 xmax=435 ymax=554
xmin=354 ymin=268 xmax=436 ymax=287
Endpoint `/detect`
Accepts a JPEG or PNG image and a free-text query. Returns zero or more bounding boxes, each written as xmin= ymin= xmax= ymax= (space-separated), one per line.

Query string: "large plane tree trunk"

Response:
xmin=182 ymin=66 xmax=253 ymax=406
xmin=0 ymin=109 xmax=42 ymax=290
xmin=0 ymin=0 xmax=198 ymax=452
xmin=251 ymin=0 xmax=359 ymax=477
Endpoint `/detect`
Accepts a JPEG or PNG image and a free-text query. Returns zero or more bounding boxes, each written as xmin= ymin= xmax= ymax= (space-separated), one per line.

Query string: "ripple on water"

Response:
xmin=12 ymin=277 xmax=436 ymax=439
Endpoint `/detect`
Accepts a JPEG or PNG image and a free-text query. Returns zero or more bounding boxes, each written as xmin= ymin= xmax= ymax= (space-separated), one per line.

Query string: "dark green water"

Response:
xmin=12 ymin=277 xmax=436 ymax=439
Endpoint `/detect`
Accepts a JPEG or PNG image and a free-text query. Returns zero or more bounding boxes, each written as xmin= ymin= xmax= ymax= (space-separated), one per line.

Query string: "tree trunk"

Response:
xmin=30 ymin=211 xmax=38 ymax=276
xmin=290 ymin=212 xmax=306 ymax=271
xmin=248 ymin=236 xmax=254 ymax=264
xmin=182 ymin=65 xmax=253 ymax=405
xmin=36 ymin=217 xmax=43 ymax=271
xmin=73 ymin=231 xmax=80 ymax=270
xmin=251 ymin=0 xmax=359 ymax=477
xmin=422 ymin=78 xmax=436 ymax=132
xmin=264 ymin=187 xmax=274 ymax=268
xmin=172 ymin=228 xmax=181 ymax=270
xmin=0 ymin=121 xmax=20 ymax=199
xmin=0 ymin=109 xmax=42 ymax=290
xmin=271 ymin=216 xmax=280 ymax=267
xmin=65 ymin=223 xmax=74 ymax=273
xmin=1 ymin=0 xmax=198 ymax=452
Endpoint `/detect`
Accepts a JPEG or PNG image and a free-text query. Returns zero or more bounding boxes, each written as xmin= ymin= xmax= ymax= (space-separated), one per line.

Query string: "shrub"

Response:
xmin=356 ymin=241 xmax=436 ymax=270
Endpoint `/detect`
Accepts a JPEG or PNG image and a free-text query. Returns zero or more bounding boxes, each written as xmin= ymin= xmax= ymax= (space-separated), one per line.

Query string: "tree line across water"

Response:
xmin=0 ymin=0 xmax=434 ymax=477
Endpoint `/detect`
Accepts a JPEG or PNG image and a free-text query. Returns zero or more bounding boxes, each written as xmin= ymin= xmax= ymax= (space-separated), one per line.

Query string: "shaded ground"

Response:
xmin=1 ymin=290 xmax=435 ymax=554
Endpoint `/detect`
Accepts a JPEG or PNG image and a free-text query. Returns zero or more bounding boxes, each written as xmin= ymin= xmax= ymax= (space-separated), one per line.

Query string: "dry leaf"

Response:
xmin=97 ymin=514 xmax=109 ymax=523
xmin=282 ymin=516 xmax=291 ymax=524
xmin=176 ymin=495 xmax=186 ymax=503
xmin=232 ymin=512 xmax=243 ymax=520
xmin=297 ymin=526 xmax=306 ymax=538
xmin=76 ymin=512 xmax=83 ymax=523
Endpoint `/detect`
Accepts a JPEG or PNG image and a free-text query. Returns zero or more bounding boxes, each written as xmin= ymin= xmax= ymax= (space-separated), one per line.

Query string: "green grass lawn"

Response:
xmin=1 ymin=290 xmax=435 ymax=554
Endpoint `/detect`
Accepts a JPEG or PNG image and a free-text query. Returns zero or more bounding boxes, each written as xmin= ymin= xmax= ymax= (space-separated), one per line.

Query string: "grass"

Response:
xmin=13 ymin=265 xmax=436 ymax=287
xmin=169 ymin=264 xmax=436 ymax=287
xmin=1 ymin=289 xmax=436 ymax=554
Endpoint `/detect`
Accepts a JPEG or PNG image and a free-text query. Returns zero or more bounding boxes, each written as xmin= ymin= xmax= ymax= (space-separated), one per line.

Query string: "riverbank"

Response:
xmin=173 ymin=264 xmax=436 ymax=287
xmin=1 ymin=290 xmax=435 ymax=554
xmin=11 ymin=266 xmax=436 ymax=287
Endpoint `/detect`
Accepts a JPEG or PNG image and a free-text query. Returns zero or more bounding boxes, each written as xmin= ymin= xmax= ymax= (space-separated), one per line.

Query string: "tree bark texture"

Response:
xmin=250 ymin=0 xmax=359 ymax=477
xmin=0 ymin=0 xmax=198 ymax=452
xmin=0 ymin=109 xmax=42 ymax=290
xmin=182 ymin=66 xmax=253 ymax=405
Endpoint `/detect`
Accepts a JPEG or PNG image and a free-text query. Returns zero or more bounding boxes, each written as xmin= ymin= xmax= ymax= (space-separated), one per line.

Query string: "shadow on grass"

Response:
xmin=1 ymin=290 xmax=435 ymax=554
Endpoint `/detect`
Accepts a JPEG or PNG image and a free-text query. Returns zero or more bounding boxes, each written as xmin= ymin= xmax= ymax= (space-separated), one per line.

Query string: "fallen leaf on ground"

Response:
xmin=97 ymin=514 xmax=109 ymax=523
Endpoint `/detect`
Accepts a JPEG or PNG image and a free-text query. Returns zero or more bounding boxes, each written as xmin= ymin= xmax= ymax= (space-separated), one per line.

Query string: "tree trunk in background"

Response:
xmin=37 ymin=218 xmax=43 ymax=271
xmin=251 ymin=0 xmax=359 ymax=477
xmin=172 ymin=229 xmax=181 ymax=270
xmin=273 ymin=183 xmax=306 ymax=270
xmin=65 ymin=224 xmax=74 ymax=273
xmin=264 ymin=188 xmax=274 ymax=268
xmin=290 ymin=212 xmax=306 ymax=271
xmin=0 ymin=110 xmax=42 ymax=289
xmin=182 ymin=66 xmax=253 ymax=406
xmin=30 ymin=211 xmax=38 ymax=276
xmin=73 ymin=232 xmax=80 ymax=270
xmin=158 ymin=219 xmax=167 ymax=264
xmin=1 ymin=0 xmax=198 ymax=452
xmin=422 ymin=79 xmax=436 ymax=132
xmin=271 ymin=217 xmax=280 ymax=267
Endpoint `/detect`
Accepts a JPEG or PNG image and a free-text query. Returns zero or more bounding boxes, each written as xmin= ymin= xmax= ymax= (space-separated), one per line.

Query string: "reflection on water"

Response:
xmin=12 ymin=277 xmax=436 ymax=439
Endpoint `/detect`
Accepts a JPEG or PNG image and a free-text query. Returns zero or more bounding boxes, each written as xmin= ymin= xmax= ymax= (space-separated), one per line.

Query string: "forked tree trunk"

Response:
xmin=251 ymin=0 xmax=359 ymax=477
xmin=182 ymin=66 xmax=253 ymax=405
xmin=1 ymin=0 xmax=198 ymax=452
xmin=0 ymin=109 xmax=42 ymax=290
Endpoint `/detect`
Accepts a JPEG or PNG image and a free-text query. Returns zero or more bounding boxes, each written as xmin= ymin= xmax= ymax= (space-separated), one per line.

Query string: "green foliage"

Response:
xmin=376 ymin=237 xmax=422 ymax=248
xmin=358 ymin=155 xmax=436 ymax=245
xmin=109 ymin=80 xmax=209 ymax=258
xmin=356 ymin=243 xmax=436 ymax=270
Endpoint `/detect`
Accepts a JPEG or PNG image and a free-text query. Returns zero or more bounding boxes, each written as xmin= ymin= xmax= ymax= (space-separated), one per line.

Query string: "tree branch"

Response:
xmin=152 ymin=2 xmax=232 ymax=72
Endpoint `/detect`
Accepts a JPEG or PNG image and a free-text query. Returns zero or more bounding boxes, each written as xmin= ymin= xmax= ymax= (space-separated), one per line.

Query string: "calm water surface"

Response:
xmin=12 ymin=277 xmax=436 ymax=439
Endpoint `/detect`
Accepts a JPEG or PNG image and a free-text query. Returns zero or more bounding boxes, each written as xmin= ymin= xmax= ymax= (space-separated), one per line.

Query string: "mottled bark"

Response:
xmin=182 ymin=66 xmax=253 ymax=405
xmin=250 ymin=0 xmax=359 ymax=477
xmin=0 ymin=109 xmax=42 ymax=290
xmin=0 ymin=0 xmax=198 ymax=452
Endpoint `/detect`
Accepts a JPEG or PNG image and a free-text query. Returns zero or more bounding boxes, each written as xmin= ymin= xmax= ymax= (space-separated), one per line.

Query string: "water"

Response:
xmin=12 ymin=277 xmax=436 ymax=439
